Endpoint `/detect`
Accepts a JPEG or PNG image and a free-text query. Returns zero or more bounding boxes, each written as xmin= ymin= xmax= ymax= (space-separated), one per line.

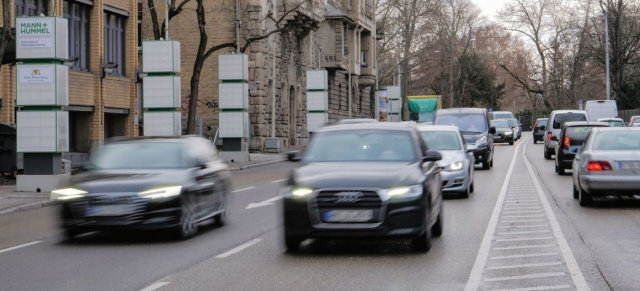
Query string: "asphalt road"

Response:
xmin=0 ymin=133 xmax=637 ymax=290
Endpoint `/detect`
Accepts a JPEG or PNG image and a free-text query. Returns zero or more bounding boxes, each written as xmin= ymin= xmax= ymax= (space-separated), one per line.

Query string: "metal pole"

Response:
xmin=348 ymin=54 xmax=352 ymax=118
xmin=605 ymin=10 xmax=611 ymax=100
xmin=374 ymin=38 xmax=379 ymax=121
xmin=198 ymin=116 xmax=203 ymax=136
xmin=165 ymin=0 xmax=170 ymax=39
xmin=235 ymin=0 xmax=240 ymax=53
xmin=270 ymin=4 xmax=277 ymax=138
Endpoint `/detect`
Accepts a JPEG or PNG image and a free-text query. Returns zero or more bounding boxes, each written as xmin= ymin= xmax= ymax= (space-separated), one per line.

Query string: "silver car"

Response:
xmin=417 ymin=125 xmax=475 ymax=198
xmin=572 ymin=127 xmax=640 ymax=206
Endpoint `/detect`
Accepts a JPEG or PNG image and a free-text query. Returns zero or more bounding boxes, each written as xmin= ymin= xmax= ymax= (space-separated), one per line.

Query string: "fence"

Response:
xmin=618 ymin=109 xmax=640 ymax=123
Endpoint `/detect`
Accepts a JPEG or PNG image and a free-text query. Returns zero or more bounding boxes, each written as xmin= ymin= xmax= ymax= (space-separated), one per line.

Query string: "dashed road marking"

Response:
xmin=0 ymin=241 xmax=41 ymax=255
xmin=484 ymin=272 xmax=566 ymax=282
xmin=139 ymin=282 xmax=170 ymax=291
xmin=271 ymin=179 xmax=287 ymax=183
xmin=497 ymin=230 xmax=550 ymax=235
xmin=486 ymin=261 xmax=562 ymax=270
xmin=490 ymin=252 xmax=558 ymax=260
xmin=215 ymin=239 xmax=262 ymax=258
xmin=232 ymin=186 xmax=255 ymax=193
xmin=495 ymin=237 xmax=554 ymax=242
xmin=493 ymin=244 xmax=556 ymax=250
xmin=492 ymin=285 xmax=572 ymax=291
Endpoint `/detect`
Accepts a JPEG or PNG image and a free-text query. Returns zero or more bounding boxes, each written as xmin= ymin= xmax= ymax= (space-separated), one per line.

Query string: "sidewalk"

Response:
xmin=0 ymin=153 xmax=286 ymax=217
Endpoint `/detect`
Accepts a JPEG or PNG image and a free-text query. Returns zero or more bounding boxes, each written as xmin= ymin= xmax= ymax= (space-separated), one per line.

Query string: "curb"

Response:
xmin=230 ymin=159 xmax=286 ymax=171
xmin=0 ymin=200 xmax=56 ymax=217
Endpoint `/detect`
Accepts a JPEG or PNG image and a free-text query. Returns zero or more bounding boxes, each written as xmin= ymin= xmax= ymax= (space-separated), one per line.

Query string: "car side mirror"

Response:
xmin=423 ymin=150 xmax=442 ymax=162
xmin=287 ymin=151 xmax=301 ymax=162
xmin=489 ymin=126 xmax=496 ymax=134
xmin=550 ymin=136 xmax=558 ymax=141
xmin=466 ymin=147 xmax=475 ymax=153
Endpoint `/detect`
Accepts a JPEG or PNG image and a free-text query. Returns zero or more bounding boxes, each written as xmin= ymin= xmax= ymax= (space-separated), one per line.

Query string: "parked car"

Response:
xmin=434 ymin=108 xmax=496 ymax=169
xmin=554 ymin=121 xmax=608 ymax=175
xmin=629 ymin=116 xmax=640 ymax=127
xmin=585 ymin=100 xmax=618 ymax=121
xmin=506 ymin=118 xmax=522 ymax=140
xmin=491 ymin=111 xmax=514 ymax=120
xmin=282 ymin=123 xmax=444 ymax=252
xmin=533 ymin=118 xmax=548 ymax=144
xmin=572 ymin=127 xmax=640 ymax=206
xmin=52 ymin=136 xmax=232 ymax=240
xmin=490 ymin=119 xmax=515 ymax=145
xmin=417 ymin=125 xmax=475 ymax=198
xmin=597 ymin=117 xmax=625 ymax=127
xmin=544 ymin=110 xmax=589 ymax=160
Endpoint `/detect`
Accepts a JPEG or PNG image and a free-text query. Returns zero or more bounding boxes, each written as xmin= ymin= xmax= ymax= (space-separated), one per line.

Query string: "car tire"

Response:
xmin=558 ymin=164 xmax=566 ymax=175
xmin=482 ymin=161 xmax=490 ymax=170
xmin=533 ymin=139 xmax=537 ymax=144
xmin=544 ymin=149 xmax=552 ymax=160
xmin=413 ymin=226 xmax=432 ymax=252
xmin=573 ymin=184 xmax=579 ymax=199
xmin=460 ymin=186 xmax=470 ymax=198
xmin=431 ymin=212 xmax=443 ymax=237
xmin=214 ymin=206 xmax=229 ymax=227
xmin=490 ymin=158 xmax=494 ymax=168
xmin=175 ymin=198 xmax=198 ymax=239
xmin=555 ymin=164 xmax=559 ymax=173
xmin=64 ymin=227 xmax=81 ymax=241
xmin=579 ymin=186 xmax=593 ymax=207
xmin=509 ymin=141 xmax=514 ymax=145
xmin=470 ymin=180 xmax=475 ymax=193
xmin=285 ymin=235 xmax=302 ymax=252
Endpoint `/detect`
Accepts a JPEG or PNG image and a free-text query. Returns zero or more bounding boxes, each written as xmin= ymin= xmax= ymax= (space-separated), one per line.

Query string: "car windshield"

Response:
xmin=92 ymin=142 xmax=185 ymax=169
xmin=493 ymin=113 xmax=513 ymax=119
xmin=303 ymin=130 xmax=417 ymax=162
xmin=419 ymin=131 xmax=461 ymax=150
xmin=537 ymin=119 xmax=548 ymax=127
xmin=607 ymin=120 xmax=625 ymax=127
xmin=593 ymin=131 xmax=640 ymax=150
xmin=507 ymin=119 xmax=517 ymax=127
xmin=491 ymin=120 xmax=508 ymax=128
xmin=435 ymin=113 xmax=487 ymax=133
xmin=553 ymin=113 xmax=587 ymax=129
xmin=566 ymin=126 xmax=603 ymax=140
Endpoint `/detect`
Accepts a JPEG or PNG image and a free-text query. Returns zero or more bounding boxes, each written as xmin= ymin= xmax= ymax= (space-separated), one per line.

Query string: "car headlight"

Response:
xmin=281 ymin=186 xmax=314 ymax=198
xmin=476 ymin=136 xmax=488 ymax=146
xmin=51 ymin=188 xmax=88 ymax=201
xmin=504 ymin=131 xmax=512 ymax=135
xmin=445 ymin=161 xmax=464 ymax=172
xmin=138 ymin=186 xmax=182 ymax=199
xmin=382 ymin=184 xmax=423 ymax=198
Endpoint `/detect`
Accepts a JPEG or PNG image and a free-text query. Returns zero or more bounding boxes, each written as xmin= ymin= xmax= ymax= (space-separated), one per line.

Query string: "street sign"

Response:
xmin=579 ymin=99 xmax=583 ymax=110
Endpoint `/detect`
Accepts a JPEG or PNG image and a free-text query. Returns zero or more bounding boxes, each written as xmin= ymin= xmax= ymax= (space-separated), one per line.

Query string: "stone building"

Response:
xmin=141 ymin=0 xmax=377 ymax=151
xmin=1 ymin=0 xmax=139 ymax=158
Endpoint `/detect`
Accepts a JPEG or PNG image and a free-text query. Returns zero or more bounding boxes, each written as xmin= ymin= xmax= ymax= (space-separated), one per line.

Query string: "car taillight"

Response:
xmin=587 ymin=161 xmax=612 ymax=171
xmin=563 ymin=137 xmax=570 ymax=150
xmin=547 ymin=131 xmax=553 ymax=141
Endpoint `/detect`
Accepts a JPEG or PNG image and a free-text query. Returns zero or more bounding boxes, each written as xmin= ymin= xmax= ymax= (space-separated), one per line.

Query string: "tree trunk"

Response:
xmin=147 ymin=0 xmax=161 ymax=40
xmin=186 ymin=0 xmax=208 ymax=134
xmin=0 ymin=0 xmax=12 ymax=75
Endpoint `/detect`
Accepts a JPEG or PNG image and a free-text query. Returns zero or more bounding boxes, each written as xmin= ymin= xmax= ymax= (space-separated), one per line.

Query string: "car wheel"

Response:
xmin=558 ymin=164 xmax=566 ymax=175
xmin=175 ymin=199 xmax=198 ymax=239
xmin=573 ymin=184 xmax=579 ymax=199
xmin=482 ymin=161 xmax=490 ymax=170
xmin=533 ymin=139 xmax=537 ymax=144
xmin=470 ymin=180 xmax=475 ymax=193
xmin=509 ymin=141 xmax=514 ymax=145
xmin=285 ymin=235 xmax=302 ymax=252
xmin=431 ymin=212 xmax=443 ymax=237
xmin=412 ymin=226 xmax=432 ymax=252
xmin=214 ymin=205 xmax=229 ymax=227
xmin=578 ymin=186 xmax=593 ymax=207
xmin=64 ymin=227 xmax=81 ymax=241
xmin=555 ymin=164 xmax=558 ymax=173
xmin=544 ymin=149 xmax=552 ymax=160
xmin=460 ymin=186 xmax=470 ymax=198
xmin=490 ymin=158 xmax=494 ymax=168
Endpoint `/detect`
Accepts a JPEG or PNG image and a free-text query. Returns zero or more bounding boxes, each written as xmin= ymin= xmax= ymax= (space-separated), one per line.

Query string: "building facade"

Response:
xmin=0 ymin=0 xmax=139 ymax=159
xmin=141 ymin=0 xmax=376 ymax=151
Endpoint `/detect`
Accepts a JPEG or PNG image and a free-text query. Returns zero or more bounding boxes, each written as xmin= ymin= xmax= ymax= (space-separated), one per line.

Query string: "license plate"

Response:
xmin=323 ymin=210 xmax=373 ymax=222
xmin=86 ymin=205 xmax=133 ymax=216
xmin=619 ymin=161 xmax=640 ymax=170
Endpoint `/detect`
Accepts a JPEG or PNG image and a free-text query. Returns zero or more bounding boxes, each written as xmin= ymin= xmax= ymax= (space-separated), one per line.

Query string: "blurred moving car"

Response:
xmin=434 ymin=108 xmax=496 ymax=169
xmin=52 ymin=136 xmax=232 ymax=240
xmin=533 ymin=118 xmax=548 ymax=144
xmin=572 ymin=127 xmax=640 ymax=206
xmin=417 ymin=125 xmax=475 ymax=198
xmin=283 ymin=123 xmax=444 ymax=252
xmin=629 ymin=116 xmax=640 ymax=127
xmin=491 ymin=111 xmax=515 ymax=120
xmin=506 ymin=118 xmax=522 ymax=140
xmin=554 ymin=121 xmax=608 ymax=175
xmin=597 ymin=117 xmax=625 ymax=127
xmin=490 ymin=119 xmax=515 ymax=145
xmin=544 ymin=110 xmax=589 ymax=160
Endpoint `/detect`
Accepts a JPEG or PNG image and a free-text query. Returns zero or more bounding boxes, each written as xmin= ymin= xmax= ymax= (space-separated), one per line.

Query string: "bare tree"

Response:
xmin=0 ymin=0 xmax=12 ymax=75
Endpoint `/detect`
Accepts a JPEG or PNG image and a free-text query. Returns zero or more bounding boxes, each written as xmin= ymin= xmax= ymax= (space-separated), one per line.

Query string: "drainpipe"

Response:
xmin=166 ymin=0 xmax=170 ymax=39
xmin=270 ymin=5 xmax=277 ymax=138
xmin=235 ymin=0 xmax=240 ymax=53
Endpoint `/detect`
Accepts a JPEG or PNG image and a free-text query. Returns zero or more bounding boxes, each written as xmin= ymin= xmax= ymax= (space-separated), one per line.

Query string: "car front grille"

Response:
xmin=315 ymin=191 xmax=382 ymax=208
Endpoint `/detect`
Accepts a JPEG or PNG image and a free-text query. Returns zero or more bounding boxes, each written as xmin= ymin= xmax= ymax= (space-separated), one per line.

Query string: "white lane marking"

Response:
xmin=0 ymin=241 xmax=41 ymax=254
xmin=497 ymin=230 xmax=550 ymax=235
xmin=215 ymin=239 xmax=262 ymax=258
xmin=487 ymin=261 xmax=562 ymax=270
xmin=483 ymin=272 xmax=566 ymax=282
xmin=497 ymin=224 xmax=548 ymax=228
xmin=503 ymin=207 xmax=543 ymax=210
xmin=464 ymin=135 xmax=527 ymax=291
xmin=139 ymin=282 xmax=170 ymax=291
xmin=492 ymin=284 xmax=571 ymax=291
xmin=502 ymin=210 xmax=544 ymax=214
xmin=232 ymin=186 xmax=255 ymax=193
xmin=493 ymin=244 xmax=557 ymax=250
xmin=271 ymin=179 xmax=287 ymax=183
xmin=496 ymin=237 xmax=553 ymax=242
xmin=504 ymin=202 xmax=541 ymax=205
xmin=246 ymin=196 xmax=283 ymax=209
xmin=490 ymin=252 xmax=558 ymax=260
xmin=522 ymin=141 xmax=590 ymax=290
xmin=500 ymin=220 xmax=548 ymax=223
xmin=501 ymin=215 xmax=545 ymax=219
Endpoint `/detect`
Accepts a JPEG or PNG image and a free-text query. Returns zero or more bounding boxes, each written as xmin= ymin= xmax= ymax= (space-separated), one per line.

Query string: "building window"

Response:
xmin=64 ymin=1 xmax=90 ymax=71
xmin=15 ymin=0 xmax=48 ymax=16
xmin=361 ymin=50 xmax=367 ymax=67
xmin=104 ymin=12 xmax=126 ymax=76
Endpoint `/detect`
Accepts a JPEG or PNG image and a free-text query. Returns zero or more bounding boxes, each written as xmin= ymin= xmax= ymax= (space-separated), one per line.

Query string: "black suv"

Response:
xmin=434 ymin=108 xmax=496 ymax=169
xmin=283 ymin=123 xmax=443 ymax=252
xmin=554 ymin=121 xmax=608 ymax=175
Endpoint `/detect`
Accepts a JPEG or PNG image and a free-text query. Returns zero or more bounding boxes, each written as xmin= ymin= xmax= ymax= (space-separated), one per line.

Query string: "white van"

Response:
xmin=585 ymin=100 xmax=618 ymax=121
xmin=543 ymin=110 xmax=589 ymax=160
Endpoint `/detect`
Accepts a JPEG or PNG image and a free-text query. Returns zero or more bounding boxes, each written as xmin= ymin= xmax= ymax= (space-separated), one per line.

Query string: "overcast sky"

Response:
xmin=472 ymin=0 xmax=510 ymax=20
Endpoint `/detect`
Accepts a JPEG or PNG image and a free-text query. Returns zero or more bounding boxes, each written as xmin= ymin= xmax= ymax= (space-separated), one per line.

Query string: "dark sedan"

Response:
xmin=283 ymin=123 xmax=443 ymax=252
xmin=554 ymin=121 xmax=608 ymax=175
xmin=52 ymin=136 xmax=232 ymax=240
xmin=490 ymin=119 xmax=514 ymax=145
